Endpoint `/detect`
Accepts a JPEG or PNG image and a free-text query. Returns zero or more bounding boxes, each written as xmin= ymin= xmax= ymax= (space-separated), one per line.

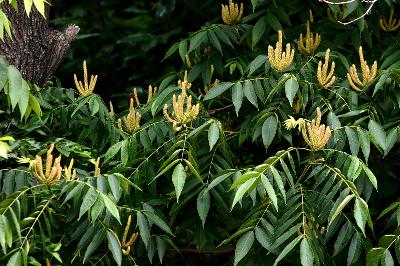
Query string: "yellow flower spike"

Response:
xmin=309 ymin=9 xmax=314 ymax=23
xmin=298 ymin=20 xmax=321 ymax=55
xmin=73 ymin=60 xmax=98 ymax=96
xmin=147 ymin=85 xmax=157 ymax=103
xmin=119 ymin=99 xmax=142 ymax=134
xmin=283 ymin=116 xmax=306 ymax=132
xmin=379 ymin=7 xmax=400 ymax=32
xmin=119 ymin=215 xmax=139 ymax=256
xmin=268 ymin=30 xmax=295 ymax=72
xmin=33 ymin=155 xmax=45 ymax=182
xmin=317 ymin=49 xmax=336 ymax=89
xmin=163 ymin=72 xmax=200 ymax=131
xmin=302 ymin=107 xmax=332 ymax=151
xmin=122 ymin=215 xmax=132 ymax=246
xmin=64 ymin=158 xmax=76 ymax=181
xmin=221 ymin=0 xmax=244 ymax=25
xmin=94 ymin=157 xmax=101 ymax=177
xmin=185 ymin=54 xmax=192 ymax=68
xmin=32 ymin=144 xmax=63 ymax=185
xmin=109 ymin=101 xmax=114 ymax=116
xmin=45 ymin=143 xmax=55 ymax=178
xmin=177 ymin=71 xmax=192 ymax=93
xmin=347 ymin=46 xmax=377 ymax=92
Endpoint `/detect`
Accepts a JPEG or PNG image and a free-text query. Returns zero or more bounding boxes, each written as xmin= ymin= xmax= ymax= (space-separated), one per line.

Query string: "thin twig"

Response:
xmin=319 ymin=0 xmax=378 ymax=25
xmin=208 ymin=104 xmax=234 ymax=115
xmin=166 ymin=247 xmax=235 ymax=254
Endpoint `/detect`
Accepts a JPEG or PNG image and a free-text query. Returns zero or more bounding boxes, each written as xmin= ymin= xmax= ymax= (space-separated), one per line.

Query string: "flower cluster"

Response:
xmin=221 ymin=0 xmax=244 ymax=25
xmin=64 ymin=158 xmax=76 ymax=181
xmin=379 ymin=7 xmax=400 ymax=32
xmin=118 ymin=98 xmax=142 ymax=134
xmin=301 ymin=107 xmax=331 ymax=151
xmin=163 ymin=71 xmax=200 ymax=131
xmin=284 ymin=116 xmax=306 ymax=132
xmin=114 ymin=215 xmax=139 ymax=256
xmin=74 ymin=60 xmax=98 ymax=96
xmin=268 ymin=30 xmax=295 ymax=72
xmin=317 ymin=49 xmax=336 ymax=89
xmin=347 ymin=46 xmax=377 ymax=92
xmin=32 ymin=144 xmax=62 ymax=185
xmin=298 ymin=20 xmax=320 ymax=55
xmin=129 ymin=85 xmax=158 ymax=107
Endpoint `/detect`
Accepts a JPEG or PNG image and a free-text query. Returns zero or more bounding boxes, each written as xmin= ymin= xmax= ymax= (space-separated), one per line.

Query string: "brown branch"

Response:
xmin=166 ymin=247 xmax=235 ymax=254
xmin=208 ymin=104 xmax=234 ymax=115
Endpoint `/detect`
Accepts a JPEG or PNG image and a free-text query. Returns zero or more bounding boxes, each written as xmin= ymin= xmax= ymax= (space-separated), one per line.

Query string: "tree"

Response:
xmin=0 ymin=0 xmax=79 ymax=86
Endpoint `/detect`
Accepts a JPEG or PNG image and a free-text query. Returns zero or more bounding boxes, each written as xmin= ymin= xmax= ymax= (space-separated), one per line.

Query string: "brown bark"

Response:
xmin=0 ymin=0 xmax=79 ymax=86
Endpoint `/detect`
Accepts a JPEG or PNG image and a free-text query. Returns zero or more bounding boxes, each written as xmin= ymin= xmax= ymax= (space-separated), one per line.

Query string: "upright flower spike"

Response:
xmin=130 ymin=85 xmax=158 ymax=107
xmin=94 ymin=157 xmax=101 ymax=177
xmin=74 ymin=60 xmax=98 ymax=96
xmin=268 ymin=30 xmax=295 ymax=72
xmin=347 ymin=46 xmax=378 ymax=92
xmin=121 ymin=215 xmax=139 ymax=255
xmin=317 ymin=49 xmax=336 ymax=89
xmin=163 ymin=71 xmax=200 ymax=131
xmin=379 ymin=7 xmax=400 ymax=32
xmin=32 ymin=144 xmax=63 ymax=185
xmin=147 ymin=85 xmax=157 ymax=103
xmin=118 ymin=98 xmax=141 ymax=134
xmin=201 ymin=65 xmax=220 ymax=95
xmin=221 ymin=0 xmax=244 ymax=25
xmin=298 ymin=20 xmax=321 ymax=55
xmin=64 ymin=158 xmax=76 ymax=181
xmin=302 ymin=107 xmax=332 ymax=151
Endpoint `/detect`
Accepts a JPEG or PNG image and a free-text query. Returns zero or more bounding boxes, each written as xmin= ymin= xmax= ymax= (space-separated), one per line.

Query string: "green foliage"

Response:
xmin=1 ymin=0 xmax=400 ymax=265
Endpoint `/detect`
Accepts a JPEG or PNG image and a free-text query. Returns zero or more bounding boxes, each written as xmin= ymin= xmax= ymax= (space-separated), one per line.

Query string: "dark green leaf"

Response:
xmin=234 ymin=231 xmax=254 ymax=266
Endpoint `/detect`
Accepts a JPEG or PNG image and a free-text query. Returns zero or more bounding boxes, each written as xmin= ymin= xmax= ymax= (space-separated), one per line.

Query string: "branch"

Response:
xmin=166 ymin=247 xmax=235 ymax=254
xmin=208 ymin=104 xmax=234 ymax=115
xmin=319 ymin=0 xmax=378 ymax=25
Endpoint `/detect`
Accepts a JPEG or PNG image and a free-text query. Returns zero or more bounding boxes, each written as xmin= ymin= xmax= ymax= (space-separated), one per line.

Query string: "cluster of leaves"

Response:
xmin=1 ymin=0 xmax=400 ymax=265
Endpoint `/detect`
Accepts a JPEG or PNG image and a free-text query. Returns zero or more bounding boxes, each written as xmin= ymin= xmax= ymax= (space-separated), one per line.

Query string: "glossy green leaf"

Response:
xmin=261 ymin=174 xmax=278 ymax=211
xmin=300 ymin=238 xmax=314 ymax=266
xmin=204 ymin=82 xmax=233 ymax=100
xmin=208 ymin=121 xmax=220 ymax=151
xmin=100 ymin=194 xmax=121 ymax=223
xmin=284 ymin=76 xmax=299 ymax=107
xmin=357 ymin=127 xmax=370 ymax=163
xmin=329 ymin=194 xmax=355 ymax=227
xmin=107 ymin=230 xmax=122 ymax=266
xmin=197 ymin=189 xmax=210 ymax=227
xmin=232 ymin=82 xmax=243 ymax=115
xmin=354 ymin=198 xmax=367 ymax=235
xmin=79 ymin=187 xmax=98 ymax=219
xmin=172 ymin=163 xmax=187 ymax=202
xmin=273 ymin=235 xmax=302 ymax=266
xmin=243 ymin=80 xmax=258 ymax=108
xmin=368 ymin=120 xmax=386 ymax=151
xmin=345 ymin=127 xmax=359 ymax=156
xmin=347 ymin=232 xmax=361 ymax=266
xmin=234 ymin=231 xmax=254 ymax=266
xmin=262 ymin=116 xmax=277 ymax=149
xmin=231 ymin=178 xmax=257 ymax=210
xmin=137 ymin=211 xmax=151 ymax=248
